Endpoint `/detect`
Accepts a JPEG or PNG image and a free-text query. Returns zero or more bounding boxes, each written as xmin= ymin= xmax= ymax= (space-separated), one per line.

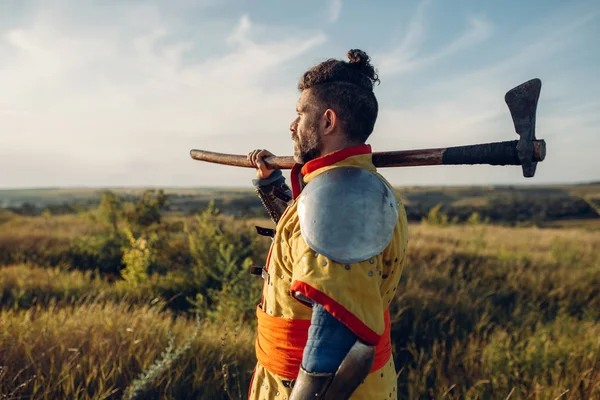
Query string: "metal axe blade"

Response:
xmin=505 ymin=78 xmax=542 ymax=178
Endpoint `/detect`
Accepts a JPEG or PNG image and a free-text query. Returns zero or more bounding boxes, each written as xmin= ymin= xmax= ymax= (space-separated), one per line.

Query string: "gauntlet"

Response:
xmin=253 ymin=169 xmax=293 ymax=224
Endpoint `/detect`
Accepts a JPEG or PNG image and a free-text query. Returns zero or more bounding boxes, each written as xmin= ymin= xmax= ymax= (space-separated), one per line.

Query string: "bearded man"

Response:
xmin=246 ymin=49 xmax=408 ymax=400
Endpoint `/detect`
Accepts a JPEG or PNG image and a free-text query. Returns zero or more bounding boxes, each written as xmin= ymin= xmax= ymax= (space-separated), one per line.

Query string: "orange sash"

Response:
xmin=255 ymin=306 xmax=392 ymax=380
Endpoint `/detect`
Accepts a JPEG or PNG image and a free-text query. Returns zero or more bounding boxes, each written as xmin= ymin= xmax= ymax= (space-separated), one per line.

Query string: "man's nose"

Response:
xmin=289 ymin=117 xmax=298 ymax=132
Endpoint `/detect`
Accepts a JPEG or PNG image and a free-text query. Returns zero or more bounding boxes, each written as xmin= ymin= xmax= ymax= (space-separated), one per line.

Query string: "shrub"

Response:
xmin=185 ymin=203 xmax=263 ymax=322
xmin=120 ymin=227 xmax=156 ymax=287
xmin=70 ymin=232 xmax=126 ymax=274
xmin=466 ymin=211 xmax=489 ymax=225
xmin=422 ymin=203 xmax=458 ymax=226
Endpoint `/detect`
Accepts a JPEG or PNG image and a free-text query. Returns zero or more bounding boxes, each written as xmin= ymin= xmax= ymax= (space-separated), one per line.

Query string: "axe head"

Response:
xmin=505 ymin=78 xmax=542 ymax=177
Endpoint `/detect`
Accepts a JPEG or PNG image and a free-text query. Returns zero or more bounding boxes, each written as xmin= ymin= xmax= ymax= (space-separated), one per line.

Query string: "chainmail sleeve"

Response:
xmin=252 ymin=169 xmax=293 ymax=224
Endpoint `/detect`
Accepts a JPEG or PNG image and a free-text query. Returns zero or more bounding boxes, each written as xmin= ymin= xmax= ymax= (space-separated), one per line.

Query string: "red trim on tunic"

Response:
xmin=374 ymin=310 xmax=392 ymax=372
xmin=247 ymin=364 xmax=257 ymax=399
xmin=290 ymin=163 xmax=303 ymax=199
xmin=289 ymin=280 xmax=382 ymax=345
xmin=300 ymin=144 xmax=372 ymax=176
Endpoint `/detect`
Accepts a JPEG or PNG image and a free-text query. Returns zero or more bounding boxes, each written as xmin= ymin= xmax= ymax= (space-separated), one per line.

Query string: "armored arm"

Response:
xmin=289 ymin=303 xmax=375 ymax=400
xmin=252 ymin=169 xmax=293 ymax=225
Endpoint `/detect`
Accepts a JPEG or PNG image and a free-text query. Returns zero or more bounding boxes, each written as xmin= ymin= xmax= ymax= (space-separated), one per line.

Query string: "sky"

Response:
xmin=0 ymin=0 xmax=598 ymax=189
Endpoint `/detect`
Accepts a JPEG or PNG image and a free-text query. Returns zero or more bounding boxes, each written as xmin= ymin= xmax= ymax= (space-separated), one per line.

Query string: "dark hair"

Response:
xmin=298 ymin=49 xmax=380 ymax=143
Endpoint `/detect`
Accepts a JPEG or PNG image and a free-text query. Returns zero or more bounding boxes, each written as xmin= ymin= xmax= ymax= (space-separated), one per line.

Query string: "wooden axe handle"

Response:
xmin=190 ymin=139 xmax=546 ymax=169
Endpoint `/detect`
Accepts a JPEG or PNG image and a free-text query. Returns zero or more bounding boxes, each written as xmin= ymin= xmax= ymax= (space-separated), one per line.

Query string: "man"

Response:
xmin=247 ymin=49 xmax=408 ymax=399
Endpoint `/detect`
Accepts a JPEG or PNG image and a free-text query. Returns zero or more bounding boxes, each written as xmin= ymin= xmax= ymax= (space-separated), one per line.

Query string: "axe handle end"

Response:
xmin=190 ymin=149 xmax=295 ymax=169
xmin=536 ymin=139 xmax=546 ymax=162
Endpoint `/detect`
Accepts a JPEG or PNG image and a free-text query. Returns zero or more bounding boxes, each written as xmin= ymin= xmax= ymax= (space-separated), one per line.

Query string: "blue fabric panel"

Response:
xmin=301 ymin=303 xmax=357 ymax=373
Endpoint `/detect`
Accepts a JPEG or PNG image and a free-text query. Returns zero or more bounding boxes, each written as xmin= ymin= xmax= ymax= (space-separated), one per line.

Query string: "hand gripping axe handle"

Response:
xmin=190 ymin=79 xmax=546 ymax=178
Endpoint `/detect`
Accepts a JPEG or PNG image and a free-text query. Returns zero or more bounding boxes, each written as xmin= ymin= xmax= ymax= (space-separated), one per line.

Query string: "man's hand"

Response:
xmin=248 ymin=149 xmax=277 ymax=179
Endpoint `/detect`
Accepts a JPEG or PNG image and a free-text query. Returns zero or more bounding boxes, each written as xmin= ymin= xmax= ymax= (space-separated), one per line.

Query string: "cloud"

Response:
xmin=0 ymin=4 xmax=327 ymax=187
xmin=226 ymin=14 xmax=252 ymax=46
xmin=0 ymin=1 xmax=598 ymax=188
xmin=328 ymin=0 xmax=342 ymax=23
xmin=372 ymin=5 xmax=600 ymax=184
xmin=377 ymin=0 xmax=431 ymax=70
xmin=368 ymin=2 xmax=600 ymax=186
xmin=377 ymin=2 xmax=493 ymax=76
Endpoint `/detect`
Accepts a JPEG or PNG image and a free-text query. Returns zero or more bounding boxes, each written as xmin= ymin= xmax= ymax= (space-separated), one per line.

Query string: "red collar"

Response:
xmin=300 ymin=144 xmax=372 ymax=176
xmin=290 ymin=144 xmax=372 ymax=199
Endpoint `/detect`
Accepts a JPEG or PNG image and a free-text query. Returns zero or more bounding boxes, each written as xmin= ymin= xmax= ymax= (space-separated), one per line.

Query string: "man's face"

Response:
xmin=290 ymin=90 xmax=323 ymax=164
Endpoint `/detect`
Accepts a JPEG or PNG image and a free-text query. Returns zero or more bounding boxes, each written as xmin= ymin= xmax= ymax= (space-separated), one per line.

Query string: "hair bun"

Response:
xmin=345 ymin=49 xmax=379 ymax=88
xmin=347 ymin=49 xmax=369 ymax=65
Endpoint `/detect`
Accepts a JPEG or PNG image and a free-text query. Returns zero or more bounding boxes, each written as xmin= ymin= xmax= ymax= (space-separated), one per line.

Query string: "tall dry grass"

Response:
xmin=0 ymin=301 xmax=255 ymax=400
xmin=0 ymin=213 xmax=104 ymax=267
xmin=1 ymin=213 xmax=600 ymax=399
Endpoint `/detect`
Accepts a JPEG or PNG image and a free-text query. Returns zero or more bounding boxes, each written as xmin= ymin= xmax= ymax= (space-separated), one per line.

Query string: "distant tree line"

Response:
xmin=3 ymin=188 xmax=599 ymax=225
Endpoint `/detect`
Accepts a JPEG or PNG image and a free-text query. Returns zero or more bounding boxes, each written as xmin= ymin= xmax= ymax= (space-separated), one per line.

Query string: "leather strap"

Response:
xmin=255 ymin=226 xmax=276 ymax=237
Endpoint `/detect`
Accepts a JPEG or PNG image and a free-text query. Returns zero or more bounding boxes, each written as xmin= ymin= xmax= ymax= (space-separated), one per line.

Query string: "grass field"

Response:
xmin=0 ymin=189 xmax=599 ymax=399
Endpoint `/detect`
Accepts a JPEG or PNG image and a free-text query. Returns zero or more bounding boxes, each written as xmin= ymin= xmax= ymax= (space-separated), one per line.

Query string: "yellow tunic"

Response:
xmin=249 ymin=145 xmax=408 ymax=400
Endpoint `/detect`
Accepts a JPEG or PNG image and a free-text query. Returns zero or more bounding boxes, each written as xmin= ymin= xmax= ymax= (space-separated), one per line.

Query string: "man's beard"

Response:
xmin=293 ymin=127 xmax=322 ymax=164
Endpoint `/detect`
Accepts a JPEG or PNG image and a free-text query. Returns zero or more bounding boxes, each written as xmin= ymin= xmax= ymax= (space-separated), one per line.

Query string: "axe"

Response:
xmin=190 ymin=78 xmax=545 ymax=178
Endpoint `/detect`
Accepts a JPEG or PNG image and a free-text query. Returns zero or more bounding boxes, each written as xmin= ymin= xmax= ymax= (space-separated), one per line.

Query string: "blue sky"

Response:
xmin=0 ymin=0 xmax=598 ymax=188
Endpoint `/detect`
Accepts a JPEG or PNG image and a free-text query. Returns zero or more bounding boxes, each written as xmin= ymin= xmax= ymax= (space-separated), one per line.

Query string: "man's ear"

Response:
xmin=322 ymin=109 xmax=337 ymax=136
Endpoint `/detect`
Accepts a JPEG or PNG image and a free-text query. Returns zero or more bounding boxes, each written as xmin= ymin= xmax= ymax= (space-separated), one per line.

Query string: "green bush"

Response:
xmin=185 ymin=203 xmax=263 ymax=322
xmin=422 ymin=203 xmax=459 ymax=226
xmin=466 ymin=211 xmax=489 ymax=225
xmin=70 ymin=233 xmax=126 ymax=275
xmin=120 ymin=227 xmax=155 ymax=287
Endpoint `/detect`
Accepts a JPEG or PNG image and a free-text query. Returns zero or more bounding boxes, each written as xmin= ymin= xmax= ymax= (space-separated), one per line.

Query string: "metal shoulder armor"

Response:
xmin=297 ymin=166 xmax=398 ymax=263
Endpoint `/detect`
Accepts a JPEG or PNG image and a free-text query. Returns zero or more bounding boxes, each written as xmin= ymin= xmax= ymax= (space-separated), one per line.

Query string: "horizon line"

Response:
xmin=1 ymin=180 xmax=599 ymax=192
